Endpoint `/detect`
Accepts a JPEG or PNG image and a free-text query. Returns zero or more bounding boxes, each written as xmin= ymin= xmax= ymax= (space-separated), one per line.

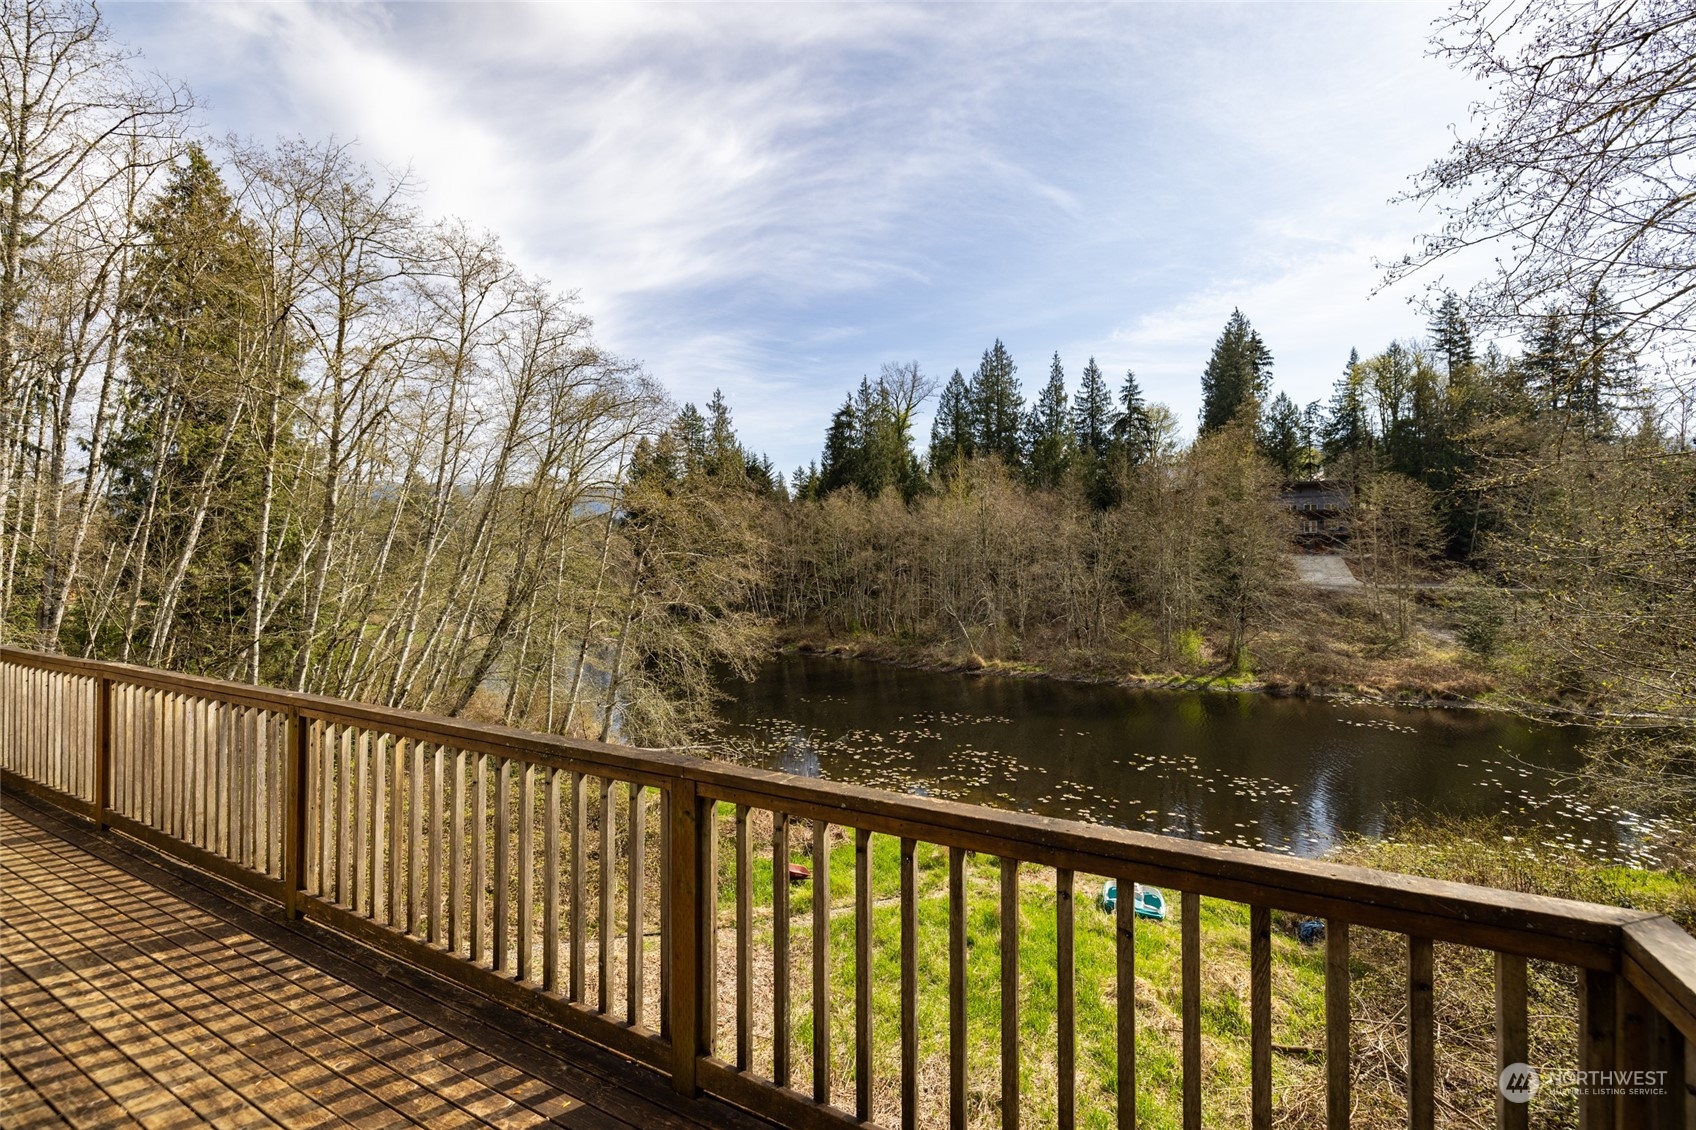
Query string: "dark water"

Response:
xmin=713 ymin=656 xmax=1678 ymax=865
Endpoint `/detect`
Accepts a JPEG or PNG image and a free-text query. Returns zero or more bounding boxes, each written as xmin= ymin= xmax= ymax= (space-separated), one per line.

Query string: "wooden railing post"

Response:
xmin=283 ymin=709 xmax=308 ymax=918
xmin=1581 ymin=969 xmax=1618 ymax=1130
xmin=668 ymin=779 xmax=702 ymax=1095
xmin=94 ymin=675 xmax=112 ymax=832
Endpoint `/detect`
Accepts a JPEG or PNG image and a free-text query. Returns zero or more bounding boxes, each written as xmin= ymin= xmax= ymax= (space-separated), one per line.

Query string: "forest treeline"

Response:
xmin=735 ymin=291 xmax=1691 ymax=727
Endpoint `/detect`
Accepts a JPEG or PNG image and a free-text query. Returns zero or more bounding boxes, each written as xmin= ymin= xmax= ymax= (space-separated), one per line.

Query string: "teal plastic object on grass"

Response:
xmin=1099 ymin=878 xmax=1167 ymax=921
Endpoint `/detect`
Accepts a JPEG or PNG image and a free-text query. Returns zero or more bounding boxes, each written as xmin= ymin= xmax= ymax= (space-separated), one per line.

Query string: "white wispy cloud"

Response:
xmin=108 ymin=1 xmax=1483 ymax=469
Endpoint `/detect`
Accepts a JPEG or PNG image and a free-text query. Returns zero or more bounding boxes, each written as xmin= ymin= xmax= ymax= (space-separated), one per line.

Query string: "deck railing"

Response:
xmin=4 ymin=645 xmax=1694 ymax=1129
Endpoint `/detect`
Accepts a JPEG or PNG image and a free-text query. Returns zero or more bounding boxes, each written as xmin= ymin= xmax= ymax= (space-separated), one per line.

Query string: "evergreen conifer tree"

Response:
xmin=1320 ymin=349 xmax=1374 ymax=475
xmin=968 ymin=340 xmax=1023 ymax=466
xmin=1427 ymin=292 xmax=1476 ymax=379
xmin=1257 ymin=391 xmax=1305 ymax=477
xmin=928 ymin=368 xmax=974 ymax=475
xmin=1024 ymin=352 xmax=1072 ymax=490
xmin=1198 ymin=309 xmax=1272 ymax=432
xmin=1071 ymin=356 xmax=1114 ymax=457
xmin=819 ymin=398 xmax=862 ymax=494
xmin=1110 ymin=369 xmax=1154 ymax=463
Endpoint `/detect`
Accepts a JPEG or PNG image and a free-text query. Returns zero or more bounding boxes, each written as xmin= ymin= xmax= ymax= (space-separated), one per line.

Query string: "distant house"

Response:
xmin=1278 ymin=479 xmax=1351 ymax=551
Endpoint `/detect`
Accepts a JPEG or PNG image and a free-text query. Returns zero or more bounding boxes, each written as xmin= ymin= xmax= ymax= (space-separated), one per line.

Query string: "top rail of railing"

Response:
xmin=6 ymin=644 xmax=1695 ymax=1044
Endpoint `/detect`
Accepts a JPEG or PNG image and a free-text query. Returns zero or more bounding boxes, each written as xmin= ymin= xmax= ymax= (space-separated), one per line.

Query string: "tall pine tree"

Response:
xmin=928 ymin=368 xmax=974 ymax=476
xmin=1024 ymin=352 xmax=1072 ymax=490
xmin=968 ymin=339 xmax=1023 ymax=467
xmin=1427 ymin=292 xmax=1475 ymax=380
xmin=1071 ymin=356 xmax=1114 ymax=457
xmin=1198 ymin=309 xmax=1272 ymax=432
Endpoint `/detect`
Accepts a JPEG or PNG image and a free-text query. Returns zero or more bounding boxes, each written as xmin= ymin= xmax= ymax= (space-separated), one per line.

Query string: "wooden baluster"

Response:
xmin=1251 ymin=905 xmax=1272 ymax=1130
xmin=901 ymin=838 xmax=918 ymax=1130
xmin=315 ymin=717 xmax=331 ymax=894
xmin=1409 ymin=935 xmax=1435 ymax=1130
xmin=257 ymin=711 xmax=272 ymax=875
xmin=240 ymin=706 xmax=255 ymax=866
xmin=1647 ymin=1001 xmax=1685 ymax=1127
xmin=304 ymin=720 xmax=320 ymax=896
xmin=950 ymin=846 xmax=967 ymax=1130
xmin=1001 ymin=856 xmax=1020 ymax=1130
xmin=388 ymin=737 xmax=404 ymax=925
xmin=94 ymin=676 xmax=111 ymax=833
xmin=355 ymin=728 xmax=371 ymax=914
xmin=814 ymin=819 xmax=831 ymax=1104
xmin=856 ymin=827 xmax=872 ymax=1123
xmin=1057 ymin=868 xmax=1075 ymax=1130
xmin=408 ymin=741 xmax=424 ymax=934
xmin=570 ymin=772 xmax=587 ymax=1001
xmin=735 ymin=804 xmax=751 ymax=1068
xmin=774 ymin=811 xmax=791 ymax=1089
xmin=1327 ymin=920 xmax=1351 ymax=1130
xmin=703 ymin=797 xmax=719 ymax=1052
xmin=183 ymin=696 xmax=197 ymax=844
xmin=158 ymin=691 xmax=169 ymax=834
xmin=495 ymin=757 xmax=511 ymax=972
xmin=1618 ymin=979 xmax=1656 ymax=1129
xmin=450 ymin=748 xmax=467 ymax=954
xmin=1580 ymin=969 xmax=1617 ymax=1130
xmin=543 ymin=767 xmax=562 ymax=994
xmin=1182 ymin=890 xmax=1201 ymax=1130
xmin=1116 ymin=878 xmax=1136 ymax=1130
xmin=472 ymin=752 xmax=489 ymax=964
xmin=337 ymin=726 xmax=354 ymax=902
xmin=519 ymin=761 xmax=535 ymax=983
xmin=429 ymin=745 xmax=445 ymax=945
xmin=372 ymin=733 xmax=388 ymax=917
xmin=627 ymin=783 xmax=646 ymax=1024
xmin=666 ymin=780 xmax=702 ymax=1096
xmin=600 ymin=777 xmax=617 ymax=1013
xmin=1495 ymin=952 xmax=1528 ymax=1130
xmin=283 ymin=710 xmax=307 ymax=919
xmin=660 ymin=785 xmax=672 ymax=1037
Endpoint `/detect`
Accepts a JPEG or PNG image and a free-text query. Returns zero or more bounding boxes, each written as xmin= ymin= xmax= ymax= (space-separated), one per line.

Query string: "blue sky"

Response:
xmin=108 ymin=2 xmax=1488 ymax=475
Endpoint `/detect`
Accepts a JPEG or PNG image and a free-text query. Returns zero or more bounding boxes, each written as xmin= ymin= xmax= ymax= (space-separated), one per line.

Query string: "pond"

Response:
xmin=712 ymin=655 xmax=1675 ymax=866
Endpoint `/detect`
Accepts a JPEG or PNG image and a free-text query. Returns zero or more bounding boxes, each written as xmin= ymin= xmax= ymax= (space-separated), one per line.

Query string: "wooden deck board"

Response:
xmin=0 ymin=800 xmax=777 ymax=1130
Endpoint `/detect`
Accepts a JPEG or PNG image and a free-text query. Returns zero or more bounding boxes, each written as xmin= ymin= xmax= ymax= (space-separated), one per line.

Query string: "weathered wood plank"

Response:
xmin=628 ymin=782 xmax=646 ymax=1025
xmin=544 ymin=766 xmax=562 ymax=994
xmin=1001 ymin=856 xmax=1020 ymax=1130
xmin=813 ymin=819 xmax=830 ymax=1104
xmin=736 ymin=803 xmax=752 ymax=1071
xmin=856 ymin=826 xmax=872 ymax=1124
xmin=1182 ymin=890 xmax=1200 ymax=1130
xmin=495 ymin=757 xmax=512 ymax=973
xmin=1057 ymin=867 xmax=1075 ymax=1130
xmin=1409 ymin=935 xmax=1435 ymax=1130
xmin=602 ymin=776 xmax=617 ymax=1013
xmin=1251 ymin=904 xmax=1271 ymax=1130
xmin=1580 ymin=969 xmax=1617 ymax=1130
xmin=774 ymin=810 xmax=791 ymax=1090
xmin=571 ymin=771 xmax=587 ymax=1002
xmin=520 ymin=760 xmax=536 ymax=983
xmin=950 ymin=845 xmax=966 ymax=1130
xmin=1327 ymin=919 xmax=1351 ymax=1130
xmin=1116 ymin=877 xmax=1135 ymax=1130
xmin=901 ymin=837 xmax=918 ymax=1130
xmin=1496 ymin=951 xmax=1528 ymax=1130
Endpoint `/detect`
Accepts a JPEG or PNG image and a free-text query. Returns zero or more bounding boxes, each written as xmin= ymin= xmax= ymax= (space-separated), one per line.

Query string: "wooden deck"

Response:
xmin=0 ymin=796 xmax=777 ymax=1130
